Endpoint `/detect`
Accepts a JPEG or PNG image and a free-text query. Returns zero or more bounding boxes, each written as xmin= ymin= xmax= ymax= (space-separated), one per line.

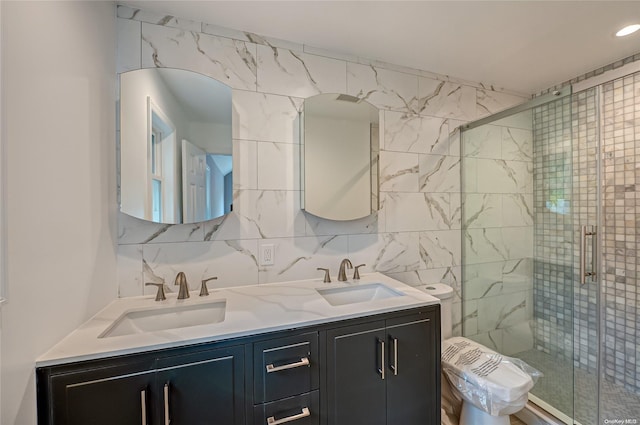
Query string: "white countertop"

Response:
xmin=37 ymin=273 xmax=439 ymax=367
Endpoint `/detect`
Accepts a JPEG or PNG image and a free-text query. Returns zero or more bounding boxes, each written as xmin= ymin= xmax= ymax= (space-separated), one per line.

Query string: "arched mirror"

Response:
xmin=120 ymin=68 xmax=232 ymax=224
xmin=301 ymin=93 xmax=380 ymax=221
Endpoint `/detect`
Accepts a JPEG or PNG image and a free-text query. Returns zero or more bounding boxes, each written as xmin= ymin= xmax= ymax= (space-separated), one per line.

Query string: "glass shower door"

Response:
xmin=461 ymin=91 xmax=583 ymax=423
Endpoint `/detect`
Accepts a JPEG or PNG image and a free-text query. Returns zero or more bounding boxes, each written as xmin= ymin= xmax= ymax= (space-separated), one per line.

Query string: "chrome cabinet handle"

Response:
xmin=163 ymin=383 xmax=170 ymax=425
xmin=390 ymin=336 xmax=398 ymax=376
xmin=266 ymin=357 xmax=310 ymax=373
xmin=140 ymin=390 xmax=147 ymax=425
xmin=266 ymin=407 xmax=310 ymax=425
xmin=580 ymin=225 xmax=597 ymax=285
xmin=377 ymin=338 xmax=385 ymax=380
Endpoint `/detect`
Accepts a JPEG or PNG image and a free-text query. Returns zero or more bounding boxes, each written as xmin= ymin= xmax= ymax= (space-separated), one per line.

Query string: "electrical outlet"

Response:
xmin=260 ymin=244 xmax=275 ymax=266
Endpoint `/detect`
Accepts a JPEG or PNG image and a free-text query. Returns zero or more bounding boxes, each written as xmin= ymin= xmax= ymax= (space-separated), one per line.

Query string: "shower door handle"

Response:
xmin=580 ymin=225 xmax=597 ymax=284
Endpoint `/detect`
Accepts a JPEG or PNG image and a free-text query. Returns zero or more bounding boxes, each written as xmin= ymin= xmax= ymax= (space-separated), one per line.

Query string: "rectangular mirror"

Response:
xmin=301 ymin=94 xmax=380 ymax=221
xmin=120 ymin=68 xmax=233 ymax=224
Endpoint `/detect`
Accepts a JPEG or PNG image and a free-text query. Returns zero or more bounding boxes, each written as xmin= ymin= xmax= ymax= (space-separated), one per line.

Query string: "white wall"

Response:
xmin=1 ymin=2 xmax=117 ymax=424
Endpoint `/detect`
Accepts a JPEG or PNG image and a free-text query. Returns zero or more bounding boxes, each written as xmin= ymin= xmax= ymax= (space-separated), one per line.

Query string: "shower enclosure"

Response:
xmin=460 ymin=66 xmax=640 ymax=425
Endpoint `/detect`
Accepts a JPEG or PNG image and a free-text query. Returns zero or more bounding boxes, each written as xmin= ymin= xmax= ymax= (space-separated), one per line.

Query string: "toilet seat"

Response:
xmin=442 ymin=337 xmax=534 ymax=415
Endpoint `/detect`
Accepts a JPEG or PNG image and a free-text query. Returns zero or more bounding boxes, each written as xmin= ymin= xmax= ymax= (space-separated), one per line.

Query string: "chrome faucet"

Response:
xmin=175 ymin=272 xmax=190 ymax=299
xmin=337 ymin=259 xmax=353 ymax=282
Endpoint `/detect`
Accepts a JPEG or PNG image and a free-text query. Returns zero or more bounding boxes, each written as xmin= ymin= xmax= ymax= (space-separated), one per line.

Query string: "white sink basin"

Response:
xmin=100 ymin=300 xmax=226 ymax=338
xmin=317 ymin=283 xmax=404 ymax=306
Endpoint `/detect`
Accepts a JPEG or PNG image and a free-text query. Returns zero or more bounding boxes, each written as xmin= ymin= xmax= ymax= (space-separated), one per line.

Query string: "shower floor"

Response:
xmin=516 ymin=348 xmax=640 ymax=424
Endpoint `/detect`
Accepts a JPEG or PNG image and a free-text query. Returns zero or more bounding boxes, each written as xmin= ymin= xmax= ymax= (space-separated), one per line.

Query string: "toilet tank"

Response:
xmin=420 ymin=283 xmax=454 ymax=340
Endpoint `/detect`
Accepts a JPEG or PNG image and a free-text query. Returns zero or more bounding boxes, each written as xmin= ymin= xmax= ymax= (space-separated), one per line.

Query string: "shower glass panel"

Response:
xmin=598 ymin=74 xmax=640 ymax=424
xmin=461 ymin=93 xmax=585 ymax=424
xmin=462 ymin=69 xmax=640 ymax=425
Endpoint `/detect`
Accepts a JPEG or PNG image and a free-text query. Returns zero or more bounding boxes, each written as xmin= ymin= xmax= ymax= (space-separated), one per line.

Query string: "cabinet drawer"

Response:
xmin=254 ymin=332 xmax=319 ymax=403
xmin=253 ymin=391 xmax=319 ymax=425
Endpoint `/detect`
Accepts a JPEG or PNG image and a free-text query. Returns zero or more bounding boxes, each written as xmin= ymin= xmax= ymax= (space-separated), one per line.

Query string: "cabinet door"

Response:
xmin=326 ymin=321 xmax=386 ymax=425
xmin=48 ymin=363 xmax=155 ymax=425
xmin=386 ymin=310 xmax=440 ymax=425
xmin=156 ymin=345 xmax=244 ymax=425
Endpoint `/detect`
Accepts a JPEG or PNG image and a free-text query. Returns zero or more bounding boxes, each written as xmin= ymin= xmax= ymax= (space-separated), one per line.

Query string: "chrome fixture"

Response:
xmin=353 ymin=264 xmax=366 ymax=280
xmin=145 ymin=280 xmax=166 ymax=301
xmin=200 ymin=276 xmax=217 ymax=296
xmin=337 ymin=259 xmax=353 ymax=282
xmin=580 ymin=225 xmax=597 ymax=285
xmin=317 ymin=268 xmax=331 ymax=283
xmin=175 ymin=272 xmax=190 ymax=299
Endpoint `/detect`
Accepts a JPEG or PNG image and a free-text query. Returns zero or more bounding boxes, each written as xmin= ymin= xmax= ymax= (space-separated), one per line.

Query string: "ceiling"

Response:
xmin=123 ymin=1 xmax=640 ymax=94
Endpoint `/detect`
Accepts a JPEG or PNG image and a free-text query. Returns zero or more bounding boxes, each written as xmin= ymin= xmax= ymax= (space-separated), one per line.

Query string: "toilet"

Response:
xmin=422 ymin=284 xmax=535 ymax=425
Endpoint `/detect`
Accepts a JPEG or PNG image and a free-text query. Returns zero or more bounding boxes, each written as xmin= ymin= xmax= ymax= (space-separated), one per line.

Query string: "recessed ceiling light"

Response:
xmin=616 ymin=24 xmax=640 ymax=37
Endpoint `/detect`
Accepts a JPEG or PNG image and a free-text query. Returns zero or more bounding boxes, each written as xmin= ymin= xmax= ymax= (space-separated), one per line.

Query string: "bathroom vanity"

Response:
xmin=35 ymin=274 xmax=441 ymax=425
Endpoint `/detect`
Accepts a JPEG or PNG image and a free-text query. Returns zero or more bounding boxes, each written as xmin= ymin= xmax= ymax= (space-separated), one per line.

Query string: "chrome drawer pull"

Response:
xmin=267 ymin=407 xmax=310 ymax=425
xmin=140 ymin=390 xmax=147 ymax=425
xmin=390 ymin=336 xmax=398 ymax=376
xmin=378 ymin=338 xmax=385 ymax=380
xmin=163 ymin=383 xmax=170 ymax=425
xmin=266 ymin=357 xmax=310 ymax=373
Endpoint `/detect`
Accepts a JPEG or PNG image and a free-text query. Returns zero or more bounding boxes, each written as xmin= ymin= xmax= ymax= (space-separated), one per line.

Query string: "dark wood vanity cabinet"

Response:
xmin=37 ymin=306 xmax=440 ymax=425
xmin=325 ymin=309 xmax=440 ymax=425
xmin=38 ymin=345 xmax=245 ymax=425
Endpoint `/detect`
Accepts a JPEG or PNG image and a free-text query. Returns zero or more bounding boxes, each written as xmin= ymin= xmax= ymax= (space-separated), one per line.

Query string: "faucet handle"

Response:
xmin=145 ymin=281 xmax=166 ymax=301
xmin=353 ymin=264 xmax=366 ymax=280
xmin=200 ymin=277 xmax=218 ymax=296
xmin=316 ymin=268 xmax=331 ymax=283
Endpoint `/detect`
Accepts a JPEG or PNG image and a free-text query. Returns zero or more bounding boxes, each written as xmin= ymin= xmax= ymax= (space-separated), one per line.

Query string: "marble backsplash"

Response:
xmin=115 ymin=4 xmax=528 ymax=334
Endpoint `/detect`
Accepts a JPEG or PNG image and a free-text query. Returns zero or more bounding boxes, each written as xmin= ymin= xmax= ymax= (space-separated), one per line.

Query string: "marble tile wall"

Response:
xmin=115 ymin=5 xmax=527 ymax=333
xmin=460 ymin=112 xmax=535 ymax=355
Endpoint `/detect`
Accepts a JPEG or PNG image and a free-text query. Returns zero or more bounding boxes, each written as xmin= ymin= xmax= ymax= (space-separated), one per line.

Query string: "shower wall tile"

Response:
xmin=141 ymin=23 xmax=257 ymax=91
xmin=461 ymin=157 xmax=478 ymax=193
xmin=346 ymin=63 xmax=418 ymax=112
xmin=383 ymin=111 xmax=449 ymax=155
xmin=476 ymin=88 xmax=527 ymax=118
xmin=502 ymin=127 xmax=533 ymax=161
xmin=476 ymin=159 xmax=533 ymax=194
xmin=501 ymin=321 xmax=534 ymax=355
xmin=462 ymin=194 xmax=502 ymax=228
xmin=477 ymin=290 xmax=533 ymax=333
xmin=448 ymin=120 xmax=463 ymax=157
xmin=502 ymin=194 xmax=534 ymax=227
xmin=461 ymin=124 xmax=502 ymax=159
xmin=257 ymin=45 xmax=347 ymax=97
xmin=419 ymin=154 xmax=460 ymax=193
xmin=419 ymin=230 xmax=460 ymax=269
xmin=417 ymin=77 xmax=476 ymax=121
xmin=232 ymin=91 xmax=302 ymax=143
xmin=116 ymin=10 xmax=525 ymax=313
